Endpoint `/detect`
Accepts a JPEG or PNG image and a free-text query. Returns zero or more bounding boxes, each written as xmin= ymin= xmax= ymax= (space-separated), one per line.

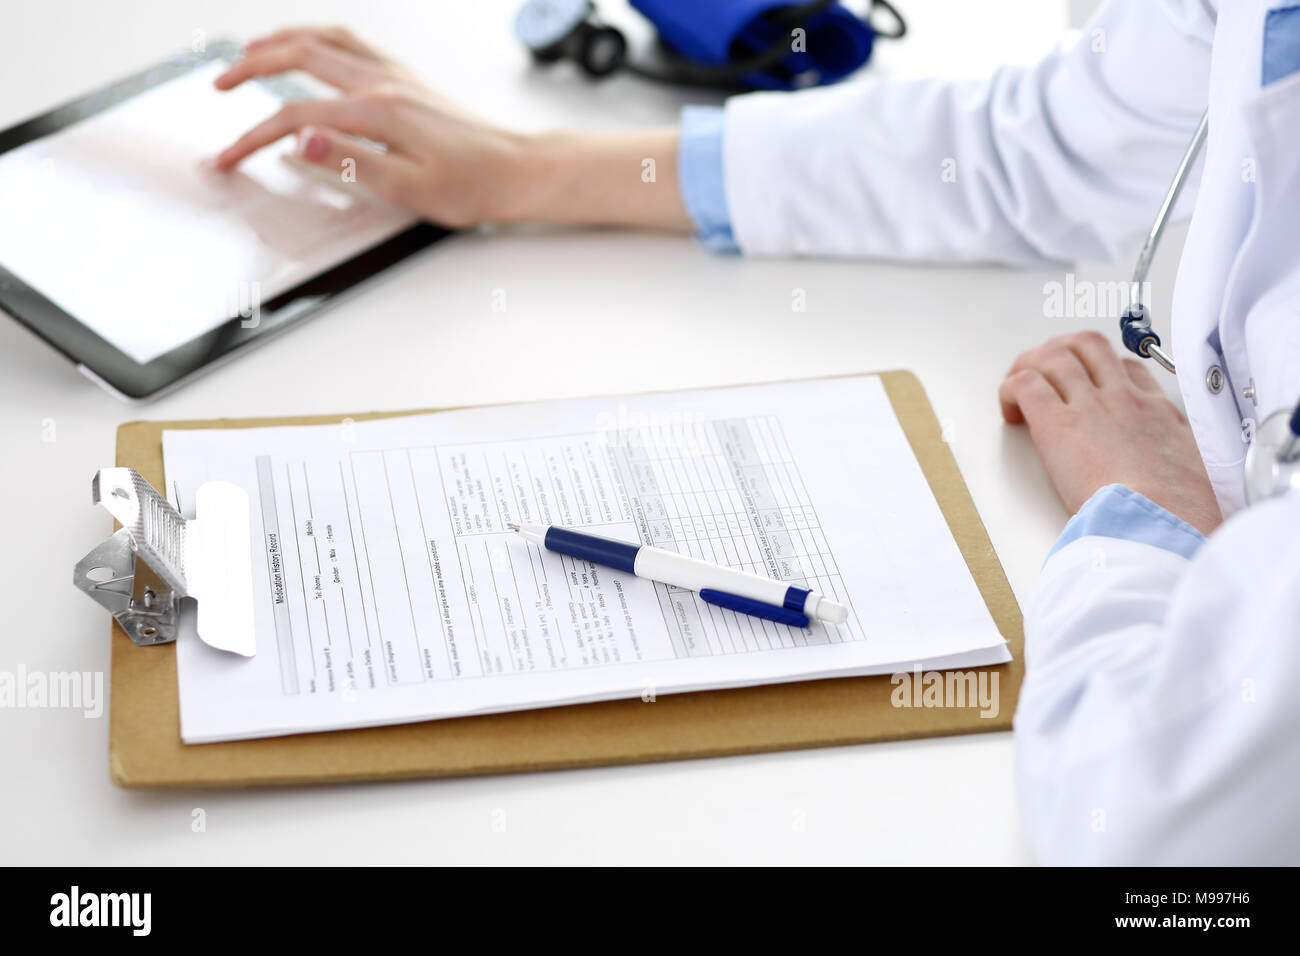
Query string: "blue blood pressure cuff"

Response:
xmin=632 ymin=0 xmax=877 ymax=90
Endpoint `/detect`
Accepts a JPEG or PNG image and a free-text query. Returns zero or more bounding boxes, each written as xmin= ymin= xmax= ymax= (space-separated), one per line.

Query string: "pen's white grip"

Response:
xmin=633 ymin=546 xmax=795 ymax=609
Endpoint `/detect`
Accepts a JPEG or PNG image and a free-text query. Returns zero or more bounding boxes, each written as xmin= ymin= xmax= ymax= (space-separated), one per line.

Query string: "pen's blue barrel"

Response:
xmin=700 ymin=589 xmax=810 ymax=628
xmin=543 ymin=526 xmax=640 ymax=573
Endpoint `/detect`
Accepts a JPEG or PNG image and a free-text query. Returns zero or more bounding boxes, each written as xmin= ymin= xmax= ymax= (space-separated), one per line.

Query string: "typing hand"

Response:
xmin=211 ymin=26 xmax=533 ymax=227
xmin=212 ymin=26 xmax=692 ymax=233
xmin=998 ymin=331 xmax=1223 ymax=535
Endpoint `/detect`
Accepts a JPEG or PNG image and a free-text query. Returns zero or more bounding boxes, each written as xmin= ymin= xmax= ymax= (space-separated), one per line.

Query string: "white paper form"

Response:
xmin=162 ymin=377 xmax=1010 ymax=743
xmin=0 ymin=62 xmax=415 ymax=364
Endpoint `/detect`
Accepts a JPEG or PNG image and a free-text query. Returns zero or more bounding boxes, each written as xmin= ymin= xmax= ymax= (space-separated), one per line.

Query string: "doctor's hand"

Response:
xmin=212 ymin=26 xmax=692 ymax=231
xmin=999 ymin=331 xmax=1223 ymax=535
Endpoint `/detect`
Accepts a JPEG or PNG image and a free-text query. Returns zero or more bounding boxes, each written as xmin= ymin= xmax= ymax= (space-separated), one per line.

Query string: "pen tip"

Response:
xmin=507 ymin=523 xmax=520 ymax=532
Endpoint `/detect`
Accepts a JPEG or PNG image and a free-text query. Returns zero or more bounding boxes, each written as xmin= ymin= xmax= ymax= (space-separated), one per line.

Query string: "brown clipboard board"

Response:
xmin=107 ymin=371 xmax=1023 ymax=788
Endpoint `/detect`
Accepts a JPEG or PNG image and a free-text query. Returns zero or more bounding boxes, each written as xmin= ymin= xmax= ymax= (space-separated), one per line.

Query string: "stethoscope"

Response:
xmin=1118 ymin=109 xmax=1300 ymax=505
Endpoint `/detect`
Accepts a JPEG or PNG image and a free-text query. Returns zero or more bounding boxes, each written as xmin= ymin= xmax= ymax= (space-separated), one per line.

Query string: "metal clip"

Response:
xmin=73 ymin=468 xmax=256 ymax=656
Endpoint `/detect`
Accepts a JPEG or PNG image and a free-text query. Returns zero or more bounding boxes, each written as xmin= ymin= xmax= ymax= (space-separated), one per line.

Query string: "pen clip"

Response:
xmin=699 ymin=589 xmax=811 ymax=628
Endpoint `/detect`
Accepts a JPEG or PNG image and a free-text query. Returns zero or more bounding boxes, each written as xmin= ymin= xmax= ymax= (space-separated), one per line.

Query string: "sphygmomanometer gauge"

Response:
xmin=514 ymin=0 xmax=628 ymax=76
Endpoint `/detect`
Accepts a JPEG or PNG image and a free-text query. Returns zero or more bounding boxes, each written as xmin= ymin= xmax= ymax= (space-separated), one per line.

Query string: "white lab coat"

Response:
xmin=720 ymin=0 xmax=1300 ymax=862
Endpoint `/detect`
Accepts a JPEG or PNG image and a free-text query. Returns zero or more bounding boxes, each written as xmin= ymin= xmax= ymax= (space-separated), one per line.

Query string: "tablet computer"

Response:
xmin=0 ymin=39 xmax=450 ymax=400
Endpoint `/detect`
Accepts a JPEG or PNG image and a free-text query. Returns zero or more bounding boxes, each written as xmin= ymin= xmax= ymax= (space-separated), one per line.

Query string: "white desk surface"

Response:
xmin=0 ymin=0 xmax=1173 ymax=865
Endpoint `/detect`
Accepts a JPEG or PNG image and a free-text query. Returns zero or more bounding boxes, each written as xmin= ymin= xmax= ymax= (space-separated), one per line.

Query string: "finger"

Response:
xmin=294 ymin=125 xmax=420 ymax=205
xmin=1062 ymin=330 xmax=1125 ymax=386
xmin=215 ymin=39 xmax=381 ymax=92
xmin=1121 ymin=357 xmax=1163 ymax=393
xmin=213 ymin=98 xmax=390 ymax=169
xmin=245 ymin=25 xmax=382 ymax=61
xmin=999 ymin=368 xmax=1063 ymax=425
xmin=1008 ymin=345 xmax=1092 ymax=402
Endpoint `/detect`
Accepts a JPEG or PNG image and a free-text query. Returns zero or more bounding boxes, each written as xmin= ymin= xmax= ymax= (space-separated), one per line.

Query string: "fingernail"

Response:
xmin=297 ymin=127 xmax=329 ymax=161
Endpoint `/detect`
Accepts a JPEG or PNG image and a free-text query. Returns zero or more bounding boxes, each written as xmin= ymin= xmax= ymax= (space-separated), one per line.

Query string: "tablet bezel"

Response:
xmin=0 ymin=39 xmax=451 ymax=400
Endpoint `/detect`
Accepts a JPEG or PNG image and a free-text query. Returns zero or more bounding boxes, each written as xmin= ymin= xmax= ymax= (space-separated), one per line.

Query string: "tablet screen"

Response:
xmin=0 ymin=62 xmax=416 ymax=365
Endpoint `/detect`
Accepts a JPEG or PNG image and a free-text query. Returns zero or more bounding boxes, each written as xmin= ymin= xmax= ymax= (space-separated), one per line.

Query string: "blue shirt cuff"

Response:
xmin=1047 ymin=484 xmax=1207 ymax=562
xmin=1263 ymin=3 xmax=1300 ymax=85
xmin=678 ymin=106 xmax=737 ymax=253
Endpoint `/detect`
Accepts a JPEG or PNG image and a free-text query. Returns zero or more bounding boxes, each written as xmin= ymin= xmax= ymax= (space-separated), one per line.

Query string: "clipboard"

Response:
xmin=107 ymin=371 xmax=1023 ymax=788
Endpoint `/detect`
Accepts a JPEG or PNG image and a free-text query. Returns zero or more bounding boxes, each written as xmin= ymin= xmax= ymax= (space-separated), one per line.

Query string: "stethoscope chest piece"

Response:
xmin=1244 ymin=407 xmax=1300 ymax=505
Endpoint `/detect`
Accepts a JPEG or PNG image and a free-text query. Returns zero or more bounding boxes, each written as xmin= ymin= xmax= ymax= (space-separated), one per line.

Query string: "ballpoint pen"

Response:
xmin=507 ymin=522 xmax=849 ymax=628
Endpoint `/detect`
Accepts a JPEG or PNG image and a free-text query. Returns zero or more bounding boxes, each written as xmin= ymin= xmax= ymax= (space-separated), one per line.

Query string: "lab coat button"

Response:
xmin=1243 ymin=378 xmax=1257 ymax=406
xmin=1206 ymin=365 xmax=1224 ymax=394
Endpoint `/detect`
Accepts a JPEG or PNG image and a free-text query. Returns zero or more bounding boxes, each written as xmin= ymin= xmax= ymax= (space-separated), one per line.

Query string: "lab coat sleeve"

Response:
xmin=1015 ymin=489 xmax=1300 ymax=864
xmin=721 ymin=0 xmax=1215 ymax=263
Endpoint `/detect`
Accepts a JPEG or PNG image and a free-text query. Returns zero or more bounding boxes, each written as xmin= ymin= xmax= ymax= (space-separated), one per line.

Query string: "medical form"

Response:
xmin=161 ymin=377 xmax=1009 ymax=743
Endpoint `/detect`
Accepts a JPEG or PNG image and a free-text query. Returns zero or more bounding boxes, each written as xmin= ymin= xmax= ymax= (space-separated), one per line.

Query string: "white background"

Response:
xmin=0 ymin=0 xmax=1181 ymax=865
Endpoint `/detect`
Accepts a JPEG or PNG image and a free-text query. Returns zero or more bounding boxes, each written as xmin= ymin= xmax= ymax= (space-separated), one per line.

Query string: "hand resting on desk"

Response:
xmin=999 ymin=331 xmax=1222 ymax=535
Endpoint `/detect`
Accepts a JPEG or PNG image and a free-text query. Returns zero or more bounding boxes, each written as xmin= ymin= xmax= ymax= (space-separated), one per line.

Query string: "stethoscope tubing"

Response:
xmin=1130 ymin=109 xmax=1300 ymax=489
xmin=1131 ymin=111 xmax=1209 ymax=304
xmin=1124 ymin=110 xmax=1209 ymax=374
